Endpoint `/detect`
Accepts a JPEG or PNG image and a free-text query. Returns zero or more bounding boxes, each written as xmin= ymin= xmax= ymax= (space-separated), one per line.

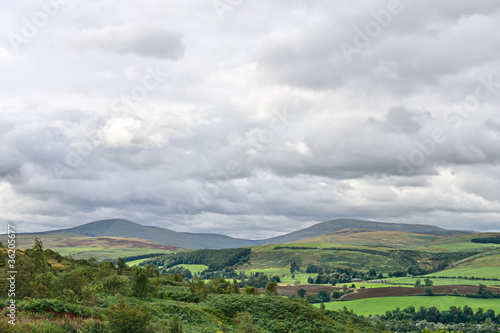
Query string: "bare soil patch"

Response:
xmin=342 ymin=285 xmax=497 ymax=300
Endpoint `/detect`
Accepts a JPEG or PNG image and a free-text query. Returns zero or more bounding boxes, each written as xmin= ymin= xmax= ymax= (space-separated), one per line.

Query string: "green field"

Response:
xmin=169 ymin=264 xmax=209 ymax=274
xmin=296 ymin=230 xmax=442 ymax=248
xmin=126 ymin=258 xmax=151 ymax=267
xmin=56 ymin=248 xmax=175 ymax=261
xmin=427 ymin=254 xmax=500 ymax=279
xmin=237 ymin=267 xmax=317 ymax=284
xmin=316 ymin=296 xmax=500 ymax=316
xmin=389 ymin=277 xmax=500 ymax=287
xmin=349 ymin=282 xmax=399 ymax=289
xmin=418 ymin=242 xmax=500 ymax=251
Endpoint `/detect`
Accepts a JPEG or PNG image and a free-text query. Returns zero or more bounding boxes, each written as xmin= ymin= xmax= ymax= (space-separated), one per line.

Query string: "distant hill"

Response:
xmin=22 ymin=218 xmax=474 ymax=250
xmin=291 ymin=229 xmax=443 ymax=248
xmin=256 ymin=218 xmax=473 ymax=245
xmin=31 ymin=219 xmax=259 ymax=250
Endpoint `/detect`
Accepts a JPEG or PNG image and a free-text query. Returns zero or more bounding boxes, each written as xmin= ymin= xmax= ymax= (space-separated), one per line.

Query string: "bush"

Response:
xmin=167 ymin=316 xmax=183 ymax=333
xmin=106 ymin=298 xmax=152 ymax=333
xmin=234 ymin=312 xmax=257 ymax=333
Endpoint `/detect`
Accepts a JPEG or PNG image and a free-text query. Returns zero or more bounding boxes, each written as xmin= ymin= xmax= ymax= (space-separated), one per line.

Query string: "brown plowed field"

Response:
xmin=343 ymin=285 xmax=499 ymax=300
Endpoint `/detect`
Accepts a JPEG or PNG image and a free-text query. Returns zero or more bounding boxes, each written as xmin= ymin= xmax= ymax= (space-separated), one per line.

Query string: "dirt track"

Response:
xmin=342 ymin=285 xmax=499 ymax=300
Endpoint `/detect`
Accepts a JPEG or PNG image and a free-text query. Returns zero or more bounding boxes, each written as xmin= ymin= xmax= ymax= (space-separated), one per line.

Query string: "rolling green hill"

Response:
xmin=26 ymin=219 xmax=260 ymax=249
xmin=258 ymin=218 xmax=472 ymax=245
xmin=16 ymin=218 xmax=475 ymax=251
xmin=0 ymin=232 xmax=185 ymax=260
xmin=291 ymin=229 xmax=443 ymax=248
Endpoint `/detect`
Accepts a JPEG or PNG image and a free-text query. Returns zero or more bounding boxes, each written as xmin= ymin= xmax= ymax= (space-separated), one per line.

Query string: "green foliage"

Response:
xmin=243 ymin=285 xmax=259 ymax=295
xmin=188 ymin=276 xmax=208 ymax=301
xmin=234 ymin=312 xmax=257 ymax=333
xmin=0 ymin=240 xmax=383 ymax=333
xmin=265 ymin=281 xmax=277 ymax=296
xmin=144 ymin=248 xmax=251 ymax=271
xmin=471 ymin=236 xmax=500 ymax=244
xmin=167 ymin=316 xmax=183 ymax=333
xmin=106 ymin=298 xmax=152 ymax=333
xmin=0 ymin=319 xmax=21 ymax=332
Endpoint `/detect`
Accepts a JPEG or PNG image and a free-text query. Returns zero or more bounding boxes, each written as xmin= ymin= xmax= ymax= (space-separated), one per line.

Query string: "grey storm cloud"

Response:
xmin=72 ymin=25 xmax=185 ymax=59
xmin=0 ymin=0 xmax=499 ymax=237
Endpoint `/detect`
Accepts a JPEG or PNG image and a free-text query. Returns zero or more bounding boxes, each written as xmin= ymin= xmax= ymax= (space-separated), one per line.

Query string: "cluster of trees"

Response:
xmin=240 ymin=272 xmax=281 ymax=288
xmin=295 ymin=285 xmax=354 ymax=303
xmin=471 ymin=236 xmax=500 ymax=244
xmin=380 ymin=305 xmax=500 ymax=325
xmin=142 ymin=248 xmax=251 ymax=271
xmin=414 ymin=278 xmax=434 ymax=287
xmin=306 ymin=266 xmax=383 ymax=285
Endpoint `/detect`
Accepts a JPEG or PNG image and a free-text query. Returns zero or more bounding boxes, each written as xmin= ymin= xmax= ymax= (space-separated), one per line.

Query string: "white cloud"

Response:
xmin=0 ymin=0 xmax=500 ymax=236
xmin=70 ymin=25 xmax=185 ymax=59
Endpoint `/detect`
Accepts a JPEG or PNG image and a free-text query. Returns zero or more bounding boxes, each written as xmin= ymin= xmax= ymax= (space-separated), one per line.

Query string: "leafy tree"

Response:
xmin=415 ymin=278 xmax=422 ymax=287
xmin=132 ymin=267 xmax=149 ymax=297
xmin=478 ymin=283 xmax=487 ymax=295
xmin=189 ymin=276 xmax=208 ymax=300
xmin=424 ymin=278 xmax=433 ymax=286
xmin=243 ymin=285 xmax=259 ymax=295
xmin=424 ymin=287 xmax=433 ymax=295
xmin=232 ymin=279 xmax=240 ymax=294
xmin=331 ymin=290 xmax=342 ymax=299
xmin=297 ymin=288 xmax=306 ymax=298
xmin=265 ymin=281 xmax=277 ymax=296
xmin=117 ymin=257 xmax=127 ymax=272
xmin=234 ymin=312 xmax=257 ymax=333
xmin=318 ymin=290 xmax=330 ymax=302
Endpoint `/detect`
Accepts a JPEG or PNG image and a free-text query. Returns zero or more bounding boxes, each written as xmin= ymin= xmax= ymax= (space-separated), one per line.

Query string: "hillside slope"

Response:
xmin=32 ymin=219 xmax=259 ymax=249
xmin=21 ymin=218 xmax=474 ymax=250
xmin=292 ymin=229 xmax=442 ymax=248
xmin=257 ymin=218 xmax=472 ymax=245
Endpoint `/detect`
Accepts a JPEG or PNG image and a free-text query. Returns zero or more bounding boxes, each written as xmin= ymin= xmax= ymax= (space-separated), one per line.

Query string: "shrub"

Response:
xmin=106 ymin=298 xmax=152 ymax=333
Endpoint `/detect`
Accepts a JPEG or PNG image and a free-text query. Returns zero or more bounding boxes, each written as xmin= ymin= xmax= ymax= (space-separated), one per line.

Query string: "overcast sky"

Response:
xmin=1 ymin=0 xmax=500 ymax=239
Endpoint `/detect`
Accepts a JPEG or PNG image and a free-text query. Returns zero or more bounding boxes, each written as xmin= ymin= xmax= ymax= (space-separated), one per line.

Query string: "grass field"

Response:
xmin=427 ymin=254 xmax=500 ymax=279
xmin=316 ymin=296 xmax=500 ymax=316
xmin=295 ymin=230 xmax=442 ymax=248
xmin=237 ymin=267 xmax=317 ymax=284
xmin=417 ymin=242 xmax=500 ymax=251
xmin=169 ymin=264 xmax=209 ymax=274
xmin=58 ymin=248 xmax=175 ymax=261
xmin=126 ymin=258 xmax=150 ymax=267
xmin=237 ymin=267 xmax=321 ymax=284
xmin=389 ymin=277 xmax=500 ymax=287
xmin=349 ymin=282 xmax=399 ymax=289
xmin=413 ymin=233 xmax=500 ymax=252
xmin=0 ymin=233 xmax=184 ymax=260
